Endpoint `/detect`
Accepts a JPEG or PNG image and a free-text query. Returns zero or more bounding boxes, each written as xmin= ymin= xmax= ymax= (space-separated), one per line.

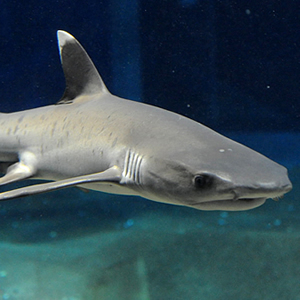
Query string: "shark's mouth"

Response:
xmin=192 ymin=197 xmax=267 ymax=211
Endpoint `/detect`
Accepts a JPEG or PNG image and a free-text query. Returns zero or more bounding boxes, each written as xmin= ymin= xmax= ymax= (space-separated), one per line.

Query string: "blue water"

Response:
xmin=0 ymin=1 xmax=299 ymax=299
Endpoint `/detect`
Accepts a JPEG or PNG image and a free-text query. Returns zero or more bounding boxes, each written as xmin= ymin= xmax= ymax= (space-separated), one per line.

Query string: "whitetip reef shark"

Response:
xmin=0 ymin=31 xmax=292 ymax=211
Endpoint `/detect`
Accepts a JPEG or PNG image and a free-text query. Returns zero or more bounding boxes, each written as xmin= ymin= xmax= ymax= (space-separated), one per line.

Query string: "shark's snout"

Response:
xmin=225 ymin=158 xmax=292 ymax=203
xmin=232 ymin=177 xmax=292 ymax=201
xmin=273 ymin=179 xmax=293 ymax=197
xmin=282 ymin=182 xmax=293 ymax=193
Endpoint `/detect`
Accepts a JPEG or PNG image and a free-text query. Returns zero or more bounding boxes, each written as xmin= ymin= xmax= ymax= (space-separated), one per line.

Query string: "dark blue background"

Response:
xmin=0 ymin=0 xmax=299 ymax=132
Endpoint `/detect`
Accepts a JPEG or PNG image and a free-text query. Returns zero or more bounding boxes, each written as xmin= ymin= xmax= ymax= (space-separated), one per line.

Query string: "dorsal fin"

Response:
xmin=56 ymin=30 xmax=109 ymax=104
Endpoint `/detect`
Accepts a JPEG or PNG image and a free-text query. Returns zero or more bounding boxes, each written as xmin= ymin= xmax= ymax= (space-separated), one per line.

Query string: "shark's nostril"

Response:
xmin=232 ymin=190 xmax=240 ymax=201
xmin=282 ymin=183 xmax=293 ymax=192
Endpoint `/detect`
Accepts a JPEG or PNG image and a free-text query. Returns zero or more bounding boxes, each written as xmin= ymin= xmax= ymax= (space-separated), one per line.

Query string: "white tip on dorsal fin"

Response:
xmin=56 ymin=30 xmax=109 ymax=105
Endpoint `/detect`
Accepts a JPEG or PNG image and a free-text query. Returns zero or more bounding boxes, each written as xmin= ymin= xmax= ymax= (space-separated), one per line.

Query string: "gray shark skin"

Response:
xmin=0 ymin=31 xmax=292 ymax=211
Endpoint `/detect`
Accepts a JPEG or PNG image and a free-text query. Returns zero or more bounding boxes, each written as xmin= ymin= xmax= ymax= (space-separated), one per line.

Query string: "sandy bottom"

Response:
xmin=0 ymin=208 xmax=300 ymax=300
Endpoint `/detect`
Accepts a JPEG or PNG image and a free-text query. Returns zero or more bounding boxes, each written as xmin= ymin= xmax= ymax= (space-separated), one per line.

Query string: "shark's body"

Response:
xmin=0 ymin=31 xmax=292 ymax=210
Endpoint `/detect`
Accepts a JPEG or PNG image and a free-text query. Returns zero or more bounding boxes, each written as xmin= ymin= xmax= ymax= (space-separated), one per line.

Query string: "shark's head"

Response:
xmin=137 ymin=128 xmax=292 ymax=211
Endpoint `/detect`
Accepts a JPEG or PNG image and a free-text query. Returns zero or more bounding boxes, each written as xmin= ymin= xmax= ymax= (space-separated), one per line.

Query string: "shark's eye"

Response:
xmin=194 ymin=174 xmax=213 ymax=189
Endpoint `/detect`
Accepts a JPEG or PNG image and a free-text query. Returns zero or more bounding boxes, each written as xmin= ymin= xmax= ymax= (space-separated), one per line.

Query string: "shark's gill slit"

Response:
xmin=135 ymin=155 xmax=143 ymax=185
xmin=122 ymin=150 xmax=143 ymax=185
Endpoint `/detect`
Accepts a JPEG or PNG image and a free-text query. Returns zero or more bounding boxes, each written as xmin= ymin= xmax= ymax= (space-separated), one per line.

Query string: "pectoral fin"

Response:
xmin=0 ymin=162 xmax=36 ymax=186
xmin=0 ymin=166 xmax=122 ymax=201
